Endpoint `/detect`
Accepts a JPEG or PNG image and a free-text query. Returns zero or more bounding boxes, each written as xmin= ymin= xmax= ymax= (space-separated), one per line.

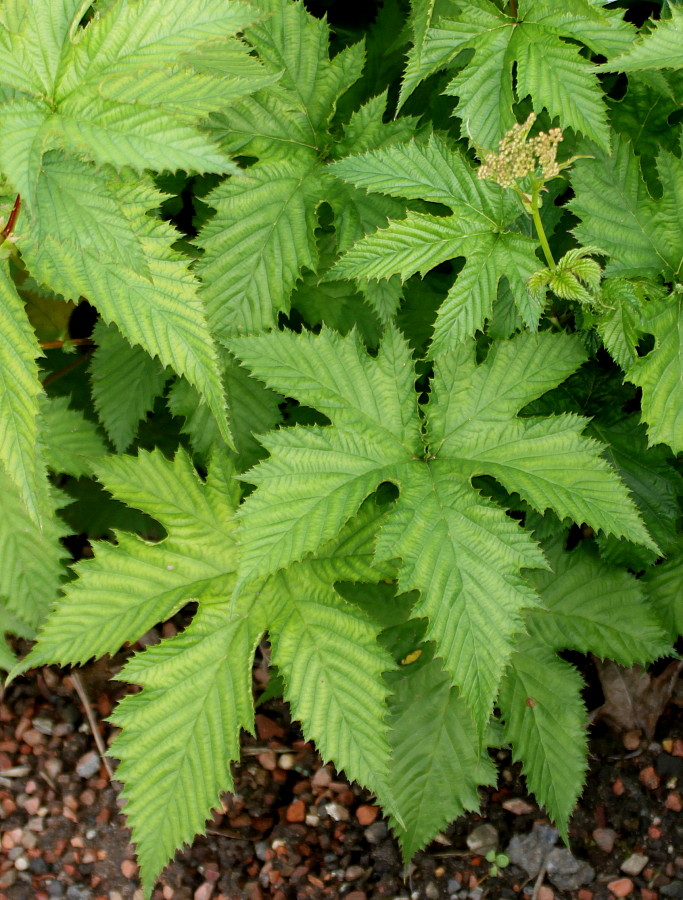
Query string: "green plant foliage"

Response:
xmin=0 ymin=0 xmax=681 ymax=896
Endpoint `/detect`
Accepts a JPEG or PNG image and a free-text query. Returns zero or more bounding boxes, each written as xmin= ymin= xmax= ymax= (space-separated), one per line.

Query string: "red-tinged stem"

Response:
xmin=41 ymin=353 xmax=91 ymax=387
xmin=1 ymin=194 xmax=20 ymax=241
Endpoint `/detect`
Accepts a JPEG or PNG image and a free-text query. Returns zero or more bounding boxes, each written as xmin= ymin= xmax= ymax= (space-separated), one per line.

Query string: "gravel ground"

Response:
xmin=1 ymin=656 xmax=682 ymax=900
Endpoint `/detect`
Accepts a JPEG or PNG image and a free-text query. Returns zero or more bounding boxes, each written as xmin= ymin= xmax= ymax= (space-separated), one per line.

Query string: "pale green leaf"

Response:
xmin=235 ymin=424 xmax=404 ymax=583
xmin=328 ymin=134 xmax=514 ymax=223
xmin=22 ymin=173 xmax=230 ymax=444
xmin=499 ymin=641 xmax=588 ymax=839
xmin=398 ymin=0 xmax=460 ymax=107
xmin=55 ymin=0 xmax=260 ymax=97
xmin=571 ymin=139 xmax=683 ymax=278
xmin=38 ymin=396 xmax=107 ymax=477
xmin=515 ymin=28 xmax=609 ymax=150
xmin=111 ymin=596 xmax=259 ymax=897
xmin=627 ymin=297 xmax=683 ymax=454
xmin=526 ymin=540 xmax=671 ymax=664
xmin=22 ymin=450 xmax=239 ymax=667
xmin=0 ymin=468 xmax=66 ymax=629
xmin=331 ymin=211 xmax=488 ymax=282
xmin=271 ymin=571 xmax=394 ymax=801
xmin=375 ymin=462 xmax=544 ymax=722
xmin=644 ymin=540 xmax=683 ymax=641
xmin=386 ymin=656 xmax=496 ymax=860
xmin=430 ymin=333 xmax=656 ymax=550
xmin=230 ymin=325 xmax=421 ymax=451
xmin=596 ymin=8 xmax=683 ymax=72
xmin=197 ymin=160 xmax=321 ymax=340
xmin=90 ymin=322 xmax=169 ymax=453
xmin=0 ymin=262 xmax=48 ymax=524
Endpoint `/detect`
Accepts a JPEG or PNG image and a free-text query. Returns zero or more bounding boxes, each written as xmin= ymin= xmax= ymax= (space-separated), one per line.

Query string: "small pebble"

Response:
xmin=538 ymin=887 xmax=554 ymax=900
xmin=345 ymin=865 xmax=365 ymax=882
xmin=286 ymin=800 xmax=305 ymax=823
xmin=607 ymin=878 xmax=634 ymax=897
xmin=502 ymin=798 xmax=535 ymax=815
xmin=278 ymin=753 xmax=296 ymax=770
xmin=425 ymin=883 xmax=439 ymax=900
xmin=325 ymin=802 xmax=349 ymax=821
xmin=121 ymin=859 xmax=138 ymax=879
xmin=621 ymin=854 xmax=648 ymax=877
xmin=75 ymin=751 xmax=100 ymax=779
xmin=356 ymin=804 xmax=379 ymax=825
xmin=364 ymin=821 xmax=388 ymax=844
xmin=593 ymin=828 xmax=618 ymax=853
xmin=14 ymin=856 xmax=29 ymax=871
xmin=466 ymin=823 xmax=498 ymax=854
xmin=194 ymin=883 xmax=214 ymax=900
xmin=640 ymin=767 xmax=660 ymax=790
xmin=623 ymin=731 xmax=642 ymax=751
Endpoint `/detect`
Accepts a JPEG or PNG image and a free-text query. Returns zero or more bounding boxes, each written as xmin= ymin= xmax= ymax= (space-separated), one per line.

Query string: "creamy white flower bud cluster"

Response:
xmin=478 ymin=113 xmax=563 ymax=187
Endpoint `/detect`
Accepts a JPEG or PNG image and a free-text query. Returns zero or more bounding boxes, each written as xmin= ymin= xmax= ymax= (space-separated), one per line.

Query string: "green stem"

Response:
xmin=530 ymin=186 xmax=555 ymax=269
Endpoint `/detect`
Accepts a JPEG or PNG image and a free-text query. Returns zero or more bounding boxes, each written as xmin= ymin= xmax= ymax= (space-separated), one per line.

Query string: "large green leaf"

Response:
xmin=232 ymin=326 xmax=653 ymax=721
xmin=386 ymin=655 xmax=496 ymax=860
xmin=0 ymin=261 xmax=47 ymax=523
xmin=644 ymin=540 xmax=683 ymax=641
xmin=571 ymin=139 xmax=683 ymax=279
xmin=90 ymin=322 xmax=169 ymax=453
xmin=526 ymin=540 xmax=671 ymax=665
xmin=626 ymin=297 xmax=683 ymax=454
xmin=111 ymin=595 xmax=260 ymax=897
xmin=499 ymin=640 xmax=588 ymax=840
xmin=330 ymin=138 xmax=542 ymax=350
xmin=596 ymin=8 xmax=683 ymax=73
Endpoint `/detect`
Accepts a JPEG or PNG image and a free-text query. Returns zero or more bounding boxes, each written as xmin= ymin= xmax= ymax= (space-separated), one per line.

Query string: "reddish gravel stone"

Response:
xmin=648 ymin=826 xmax=663 ymax=840
xmin=356 ymin=804 xmax=379 ymax=825
xmin=609 ymin=878 xmax=634 ymax=897
xmin=593 ymin=828 xmax=618 ymax=852
xmin=578 ymin=890 xmax=593 ymax=900
xmin=286 ymin=800 xmax=306 ymax=823
xmin=254 ymin=715 xmax=285 ymax=740
xmin=641 ymin=889 xmax=658 ymax=900
xmin=639 ymin=767 xmax=660 ymax=790
xmin=257 ymin=750 xmax=277 ymax=771
xmin=346 ymin=893 xmax=367 ymax=900
xmin=538 ymin=887 xmax=554 ymax=900
xmin=665 ymin=792 xmax=682 ymax=811
xmin=613 ymin=778 xmax=626 ymax=796
xmin=671 ymin=738 xmax=683 ymax=757
xmin=121 ymin=858 xmax=139 ymax=879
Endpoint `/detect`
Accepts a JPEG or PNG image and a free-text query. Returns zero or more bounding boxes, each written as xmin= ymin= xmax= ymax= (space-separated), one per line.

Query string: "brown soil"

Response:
xmin=1 ymin=656 xmax=681 ymax=900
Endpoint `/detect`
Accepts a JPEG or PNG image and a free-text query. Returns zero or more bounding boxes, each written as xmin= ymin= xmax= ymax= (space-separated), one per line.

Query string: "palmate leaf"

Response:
xmin=0 ymin=261 xmax=48 ymax=524
xmin=0 ymin=468 xmax=66 ymax=629
xmin=90 ymin=322 xmax=169 ymax=453
xmin=231 ymin=326 xmax=652 ymax=722
xmin=386 ymin=655 xmax=496 ymax=861
xmin=499 ymin=640 xmax=588 ymax=840
xmin=500 ymin=535 xmax=672 ymax=832
xmin=22 ymin=172 xmax=231 ymax=444
xmin=198 ymin=1 xmax=413 ymax=338
xmin=0 ymin=0 xmax=258 ymax=439
xmin=644 ymin=540 xmax=683 ymax=641
xmin=526 ymin=539 xmax=671 ymax=665
xmin=596 ymin=7 xmax=683 ymax=73
xmin=111 ymin=595 xmax=261 ymax=897
xmin=330 ymin=135 xmax=542 ymax=351
xmin=196 ymin=1 xmax=371 ymax=340
xmin=571 ymin=138 xmax=683 ymax=278
xmin=398 ymin=0 xmax=460 ymax=108
xmin=22 ymin=450 xmax=394 ymax=895
xmin=436 ymin=0 xmax=611 ymax=151
xmin=626 ymin=296 xmax=683 ymax=454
